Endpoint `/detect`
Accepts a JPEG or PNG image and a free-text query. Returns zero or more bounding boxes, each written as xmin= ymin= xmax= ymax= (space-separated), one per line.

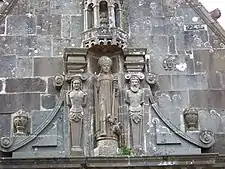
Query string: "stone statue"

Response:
xmin=94 ymin=56 xmax=120 ymax=141
xmin=125 ymin=76 xmax=144 ymax=152
xmin=100 ymin=12 xmax=108 ymax=27
xmin=67 ymin=78 xmax=87 ymax=155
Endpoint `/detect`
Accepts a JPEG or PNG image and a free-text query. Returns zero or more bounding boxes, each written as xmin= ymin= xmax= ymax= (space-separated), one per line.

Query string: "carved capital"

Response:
xmin=64 ymin=48 xmax=87 ymax=74
xmin=124 ymin=48 xmax=147 ymax=72
xmin=125 ymin=72 xmax=144 ymax=81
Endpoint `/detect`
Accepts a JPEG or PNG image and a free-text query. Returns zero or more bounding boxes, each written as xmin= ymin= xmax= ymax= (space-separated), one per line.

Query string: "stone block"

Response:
xmin=30 ymin=0 xmax=50 ymax=15
xmin=157 ymin=91 xmax=189 ymax=109
xmin=0 ymin=114 xmax=11 ymax=138
xmin=6 ymin=15 xmax=36 ymax=35
xmin=184 ymin=30 xmax=208 ymax=49
xmin=168 ymin=36 xmax=176 ymax=54
xmin=208 ymin=71 xmax=222 ymax=89
xmin=41 ymin=94 xmax=56 ymax=109
xmin=194 ymin=49 xmax=225 ymax=72
xmin=61 ymin=15 xmax=71 ymax=39
xmin=5 ymin=78 xmax=46 ymax=93
xmin=0 ymin=80 xmax=2 ymax=92
xmin=189 ymin=90 xmax=225 ymax=109
xmin=71 ymin=16 xmax=83 ymax=38
xmin=16 ymin=58 xmax=33 ymax=77
xmin=50 ymin=0 xmax=82 ymax=15
xmin=34 ymin=57 xmax=63 ymax=76
xmin=47 ymin=77 xmax=59 ymax=95
xmin=0 ymin=93 xmax=40 ymax=113
xmin=53 ymin=38 xmax=78 ymax=56
xmin=171 ymin=74 xmax=208 ymax=90
xmin=158 ymin=75 xmax=172 ymax=91
xmin=0 ymin=18 xmax=5 ymax=34
xmin=37 ymin=15 xmax=61 ymax=38
xmin=0 ymin=55 xmax=16 ymax=77
xmin=203 ymin=134 xmax=225 ymax=153
xmin=10 ymin=0 xmax=29 ymax=15
xmin=27 ymin=36 xmax=52 ymax=57
xmin=0 ymin=36 xmax=30 ymax=56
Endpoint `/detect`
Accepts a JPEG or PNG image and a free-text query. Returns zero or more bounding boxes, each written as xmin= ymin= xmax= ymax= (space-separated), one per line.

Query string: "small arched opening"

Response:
xmin=99 ymin=1 xmax=109 ymax=27
xmin=114 ymin=3 xmax=120 ymax=27
xmin=87 ymin=3 xmax=94 ymax=29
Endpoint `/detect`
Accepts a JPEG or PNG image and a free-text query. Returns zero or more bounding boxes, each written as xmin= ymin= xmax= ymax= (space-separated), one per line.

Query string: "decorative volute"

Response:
xmin=82 ymin=0 xmax=127 ymax=48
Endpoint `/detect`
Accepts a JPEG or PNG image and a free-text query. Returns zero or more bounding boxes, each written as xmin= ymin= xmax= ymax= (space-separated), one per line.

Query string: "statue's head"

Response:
xmin=98 ymin=56 xmax=112 ymax=73
xmin=72 ymin=78 xmax=82 ymax=90
xmin=130 ymin=76 xmax=140 ymax=93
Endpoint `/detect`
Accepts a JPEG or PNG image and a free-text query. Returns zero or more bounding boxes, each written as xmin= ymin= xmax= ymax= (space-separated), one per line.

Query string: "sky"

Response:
xmin=199 ymin=0 xmax=225 ymax=28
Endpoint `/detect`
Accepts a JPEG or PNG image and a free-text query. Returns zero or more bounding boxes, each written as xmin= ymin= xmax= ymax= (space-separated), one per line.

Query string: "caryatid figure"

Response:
xmin=125 ymin=76 xmax=144 ymax=150
xmin=95 ymin=56 xmax=120 ymax=141
xmin=67 ymin=78 xmax=87 ymax=153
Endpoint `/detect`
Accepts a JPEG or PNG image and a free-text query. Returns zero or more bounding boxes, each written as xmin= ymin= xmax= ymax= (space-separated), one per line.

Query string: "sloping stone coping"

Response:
xmin=0 ymin=154 xmax=219 ymax=169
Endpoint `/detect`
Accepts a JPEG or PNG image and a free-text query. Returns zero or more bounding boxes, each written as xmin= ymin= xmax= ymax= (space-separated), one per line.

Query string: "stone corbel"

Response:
xmin=145 ymin=72 xmax=158 ymax=88
xmin=123 ymin=48 xmax=147 ymax=72
xmin=64 ymin=48 xmax=88 ymax=74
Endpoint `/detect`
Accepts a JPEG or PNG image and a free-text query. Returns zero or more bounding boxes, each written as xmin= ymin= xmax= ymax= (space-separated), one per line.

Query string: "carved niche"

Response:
xmin=125 ymin=73 xmax=145 ymax=152
xmin=67 ymin=75 xmax=87 ymax=155
xmin=93 ymin=55 xmax=121 ymax=156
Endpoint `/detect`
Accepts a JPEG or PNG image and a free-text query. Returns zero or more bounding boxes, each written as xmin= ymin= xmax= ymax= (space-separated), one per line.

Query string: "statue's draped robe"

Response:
xmin=96 ymin=73 xmax=114 ymax=138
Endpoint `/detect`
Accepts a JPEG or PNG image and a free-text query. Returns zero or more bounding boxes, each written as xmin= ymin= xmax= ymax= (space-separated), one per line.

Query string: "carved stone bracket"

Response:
xmin=145 ymin=72 xmax=158 ymax=87
xmin=53 ymin=75 xmax=65 ymax=91
xmin=199 ymin=130 xmax=214 ymax=144
xmin=0 ymin=137 xmax=13 ymax=149
xmin=64 ymin=48 xmax=88 ymax=74
xmin=124 ymin=48 xmax=147 ymax=72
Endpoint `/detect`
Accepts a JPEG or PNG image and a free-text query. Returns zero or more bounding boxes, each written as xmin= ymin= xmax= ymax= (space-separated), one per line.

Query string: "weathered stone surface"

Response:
xmin=47 ymin=77 xmax=59 ymax=95
xmin=10 ymin=0 xmax=29 ymax=15
xmin=0 ymin=55 xmax=16 ymax=77
xmin=0 ymin=93 xmax=40 ymax=113
xmin=6 ymin=15 xmax=36 ymax=35
xmin=0 ymin=114 xmax=11 ymax=138
xmin=16 ymin=58 xmax=33 ymax=77
xmin=30 ymin=0 xmax=51 ymax=15
xmin=5 ymin=78 xmax=46 ymax=92
xmin=0 ymin=80 xmax=2 ymax=92
xmin=28 ymin=36 xmax=52 ymax=56
xmin=34 ymin=57 xmax=63 ymax=76
xmin=0 ymin=18 xmax=5 ymax=34
xmin=190 ymin=90 xmax=225 ymax=109
xmin=0 ymin=36 xmax=29 ymax=56
xmin=158 ymin=75 xmax=172 ymax=91
xmin=41 ymin=94 xmax=56 ymax=109
xmin=37 ymin=15 xmax=61 ymax=38
xmin=50 ymin=0 xmax=82 ymax=15
xmin=171 ymin=74 xmax=208 ymax=90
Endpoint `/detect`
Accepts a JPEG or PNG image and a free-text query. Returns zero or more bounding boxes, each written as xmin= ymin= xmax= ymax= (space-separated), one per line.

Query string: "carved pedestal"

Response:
xmin=94 ymin=139 xmax=118 ymax=156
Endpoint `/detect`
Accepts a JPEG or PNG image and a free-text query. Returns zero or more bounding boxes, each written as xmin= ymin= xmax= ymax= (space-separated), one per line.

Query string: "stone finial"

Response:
xmin=210 ymin=8 xmax=221 ymax=20
xmin=183 ymin=108 xmax=198 ymax=131
xmin=13 ymin=109 xmax=29 ymax=136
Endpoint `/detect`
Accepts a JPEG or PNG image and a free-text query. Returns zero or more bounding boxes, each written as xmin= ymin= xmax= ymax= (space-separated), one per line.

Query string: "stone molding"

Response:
xmin=0 ymin=154 xmax=218 ymax=169
xmin=0 ymin=0 xmax=19 ymax=23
